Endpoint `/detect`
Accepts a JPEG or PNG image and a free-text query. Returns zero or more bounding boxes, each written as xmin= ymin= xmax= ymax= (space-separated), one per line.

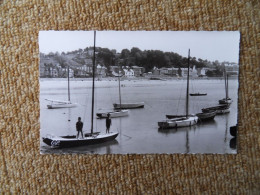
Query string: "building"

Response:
xmin=123 ymin=68 xmax=135 ymax=77
xmin=132 ymin=66 xmax=145 ymax=76
xmin=152 ymin=67 xmax=160 ymax=75
xmin=96 ymin=64 xmax=107 ymax=77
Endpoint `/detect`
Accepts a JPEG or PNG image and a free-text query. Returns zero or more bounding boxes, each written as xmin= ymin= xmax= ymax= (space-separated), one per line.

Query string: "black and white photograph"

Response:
xmin=39 ymin=31 xmax=240 ymax=154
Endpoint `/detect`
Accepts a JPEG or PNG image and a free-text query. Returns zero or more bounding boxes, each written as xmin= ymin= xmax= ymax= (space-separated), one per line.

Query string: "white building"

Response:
xmin=123 ymin=69 xmax=135 ymax=77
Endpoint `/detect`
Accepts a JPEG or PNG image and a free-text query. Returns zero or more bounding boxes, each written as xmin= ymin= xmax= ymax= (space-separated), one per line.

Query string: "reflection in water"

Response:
xmin=158 ymin=128 xmax=177 ymax=135
xmin=185 ymin=129 xmax=190 ymax=154
xmin=229 ymin=137 xmax=237 ymax=150
xmin=224 ymin=114 xmax=228 ymax=153
xmin=197 ymin=119 xmax=217 ymax=126
xmin=67 ymin=108 xmax=72 ymax=132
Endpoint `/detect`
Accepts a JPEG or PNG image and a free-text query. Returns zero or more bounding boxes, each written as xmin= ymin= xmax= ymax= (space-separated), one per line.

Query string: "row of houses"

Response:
xmin=151 ymin=63 xmax=239 ymax=77
xmin=152 ymin=67 xmax=207 ymax=77
xmin=40 ymin=62 xmax=145 ymax=78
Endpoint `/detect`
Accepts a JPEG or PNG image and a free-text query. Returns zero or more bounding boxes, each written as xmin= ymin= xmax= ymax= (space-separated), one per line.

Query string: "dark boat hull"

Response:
xmin=218 ymin=98 xmax=232 ymax=104
xmin=202 ymin=104 xmax=230 ymax=114
xmin=113 ymin=103 xmax=144 ymax=109
xmin=42 ymin=132 xmax=119 ymax=148
xmin=196 ymin=111 xmax=216 ymax=121
xmin=189 ymin=93 xmax=207 ymax=96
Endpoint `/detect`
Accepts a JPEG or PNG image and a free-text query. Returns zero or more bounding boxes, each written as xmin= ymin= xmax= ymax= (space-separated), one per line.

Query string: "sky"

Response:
xmin=39 ymin=31 xmax=240 ymax=63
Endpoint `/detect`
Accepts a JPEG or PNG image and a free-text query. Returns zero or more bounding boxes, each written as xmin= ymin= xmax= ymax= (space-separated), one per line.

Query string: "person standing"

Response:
xmin=76 ymin=117 xmax=84 ymax=139
xmin=106 ymin=113 xmax=112 ymax=133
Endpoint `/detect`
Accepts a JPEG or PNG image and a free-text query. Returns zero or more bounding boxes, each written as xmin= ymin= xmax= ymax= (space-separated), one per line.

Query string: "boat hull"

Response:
xmin=42 ymin=132 xmax=119 ymax=148
xmin=189 ymin=93 xmax=207 ymax=96
xmin=113 ymin=102 xmax=144 ymax=109
xmin=202 ymin=104 xmax=230 ymax=114
xmin=218 ymin=98 xmax=233 ymax=104
xmin=158 ymin=116 xmax=198 ymax=129
xmin=47 ymin=103 xmax=77 ymax=109
xmin=96 ymin=110 xmax=129 ymax=118
xmin=196 ymin=111 xmax=216 ymax=121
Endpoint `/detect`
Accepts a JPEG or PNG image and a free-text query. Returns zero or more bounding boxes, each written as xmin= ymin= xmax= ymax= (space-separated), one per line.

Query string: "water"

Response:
xmin=40 ymin=78 xmax=238 ymax=154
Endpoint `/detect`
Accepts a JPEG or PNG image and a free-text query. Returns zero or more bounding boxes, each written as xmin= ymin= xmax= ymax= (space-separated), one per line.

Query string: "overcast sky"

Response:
xmin=39 ymin=31 xmax=240 ymax=63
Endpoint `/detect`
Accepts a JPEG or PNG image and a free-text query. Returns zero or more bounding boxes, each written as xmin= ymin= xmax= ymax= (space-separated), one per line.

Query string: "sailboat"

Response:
xmin=113 ymin=68 xmax=144 ymax=109
xmin=201 ymin=69 xmax=231 ymax=114
xmin=42 ymin=31 xmax=119 ymax=148
xmin=96 ymin=64 xmax=129 ymax=118
xmin=219 ymin=70 xmax=232 ymax=104
xmin=158 ymin=49 xmax=198 ymax=129
xmin=45 ymin=64 xmax=77 ymax=109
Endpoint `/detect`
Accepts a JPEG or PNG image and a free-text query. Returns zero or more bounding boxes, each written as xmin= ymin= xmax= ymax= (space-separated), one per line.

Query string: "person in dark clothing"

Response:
xmin=106 ymin=113 xmax=112 ymax=133
xmin=76 ymin=117 xmax=84 ymax=139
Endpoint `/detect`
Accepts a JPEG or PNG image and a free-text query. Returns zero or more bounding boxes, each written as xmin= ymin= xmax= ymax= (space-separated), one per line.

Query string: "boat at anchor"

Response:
xmin=159 ymin=49 xmax=198 ymax=129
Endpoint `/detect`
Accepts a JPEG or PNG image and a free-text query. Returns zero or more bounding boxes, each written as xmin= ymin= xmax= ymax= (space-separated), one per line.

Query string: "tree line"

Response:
xmin=43 ymin=47 xmax=226 ymax=74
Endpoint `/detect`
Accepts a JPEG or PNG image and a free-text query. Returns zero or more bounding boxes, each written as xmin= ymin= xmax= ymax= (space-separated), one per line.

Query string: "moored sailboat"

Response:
xmin=158 ymin=49 xmax=198 ymax=129
xmin=219 ymin=71 xmax=232 ymax=104
xmin=96 ymin=64 xmax=129 ymax=118
xmin=113 ymin=68 xmax=144 ymax=109
xmin=46 ymin=64 xmax=77 ymax=109
xmin=42 ymin=31 xmax=118 ymax=148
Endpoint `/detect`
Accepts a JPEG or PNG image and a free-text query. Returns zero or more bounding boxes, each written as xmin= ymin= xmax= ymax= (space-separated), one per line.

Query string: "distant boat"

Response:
xmin=219 ymin=70 xmax=233 ymax=104
xmin=42 ymin=31 xmax=118 ymax=148
xmin=46 ymin=64 xmax=77 ymax=109
xmin=196 ymin=110 xmax=216 ymax=121
xmin=190 ymin=93 xmax=207 ymax=96
xmin=159 ymin=49 xmax=198 ymax=129
xmin=45 ymin=99 xmax=77 ymax=109
xmin=202 ymin=104 xmax=230 ymax=114
xmin=113 ymin=102 xmax=144 ymax=109
xmin=96 ymin=64 xmax=129 ymax=118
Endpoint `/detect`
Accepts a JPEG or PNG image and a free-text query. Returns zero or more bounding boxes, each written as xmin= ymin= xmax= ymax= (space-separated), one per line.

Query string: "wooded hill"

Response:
xmin=41 ymin=47 xmax=229 ymax=74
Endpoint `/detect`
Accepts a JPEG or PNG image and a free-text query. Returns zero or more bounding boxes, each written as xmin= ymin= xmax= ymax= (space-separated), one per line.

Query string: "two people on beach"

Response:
xmin=76 ymin=114 xmax=111 ymax=138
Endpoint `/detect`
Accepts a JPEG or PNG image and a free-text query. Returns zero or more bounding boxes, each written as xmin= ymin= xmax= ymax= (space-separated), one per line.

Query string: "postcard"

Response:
xmin=39 ymin=31 xmax=240 ymax=154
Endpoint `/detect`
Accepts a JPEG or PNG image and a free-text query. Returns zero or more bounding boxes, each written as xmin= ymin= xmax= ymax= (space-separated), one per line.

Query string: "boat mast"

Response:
xmin=67 ymin=64 xmax=70 ymax=102
xmin=91 ymin=31 xmax=96 ymax=134
xmin=186 ymin=49 xmax=190 ymax=118
xmin=224 ymin=69 xmax=227 ymax=100
xmin=118 ymin=62 xmax=122 ymax=111
xmin=227 ymin=73 xmax=229 ymax=99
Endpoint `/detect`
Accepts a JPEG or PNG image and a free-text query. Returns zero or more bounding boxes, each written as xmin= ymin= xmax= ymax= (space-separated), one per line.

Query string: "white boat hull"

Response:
xmin=113 ymin=102 xmax=144 ymax=109
xmin=158 ymin=116 xmax=198 ymax=129
xmin=47 ymin=103 xmax=77 ymax=109
xmin=96 ymin=110 xmax=129 ymax=118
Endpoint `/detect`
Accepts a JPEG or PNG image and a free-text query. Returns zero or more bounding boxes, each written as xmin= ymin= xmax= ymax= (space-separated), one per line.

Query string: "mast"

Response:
xmin=186 ymin=49 xmax=190 ymax=118
xmin=118 ymin=63 xmax=122 ymax=110
xmin=67 ymin=64 xmax=70 ymax=102
xmin=91 ymin=31 xmax=96 ymax=134
xmin=227 ymin=73 xmax=229 ymax=99
xmin=224 ymin=69 xmax=227 ymax=100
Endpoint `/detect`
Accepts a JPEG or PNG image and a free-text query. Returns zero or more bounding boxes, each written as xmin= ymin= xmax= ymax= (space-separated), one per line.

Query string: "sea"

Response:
xmin=40 ymin=77 xmax=238 ymax=154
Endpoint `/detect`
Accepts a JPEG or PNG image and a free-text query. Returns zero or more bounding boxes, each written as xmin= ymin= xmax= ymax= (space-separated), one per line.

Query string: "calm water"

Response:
xmin=40 ymin=78 xmax=238 ymax=154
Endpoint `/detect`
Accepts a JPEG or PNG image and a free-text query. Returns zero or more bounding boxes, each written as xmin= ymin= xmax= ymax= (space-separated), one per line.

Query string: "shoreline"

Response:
xmin=40 ymin=75 xmax=238 ymax=82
